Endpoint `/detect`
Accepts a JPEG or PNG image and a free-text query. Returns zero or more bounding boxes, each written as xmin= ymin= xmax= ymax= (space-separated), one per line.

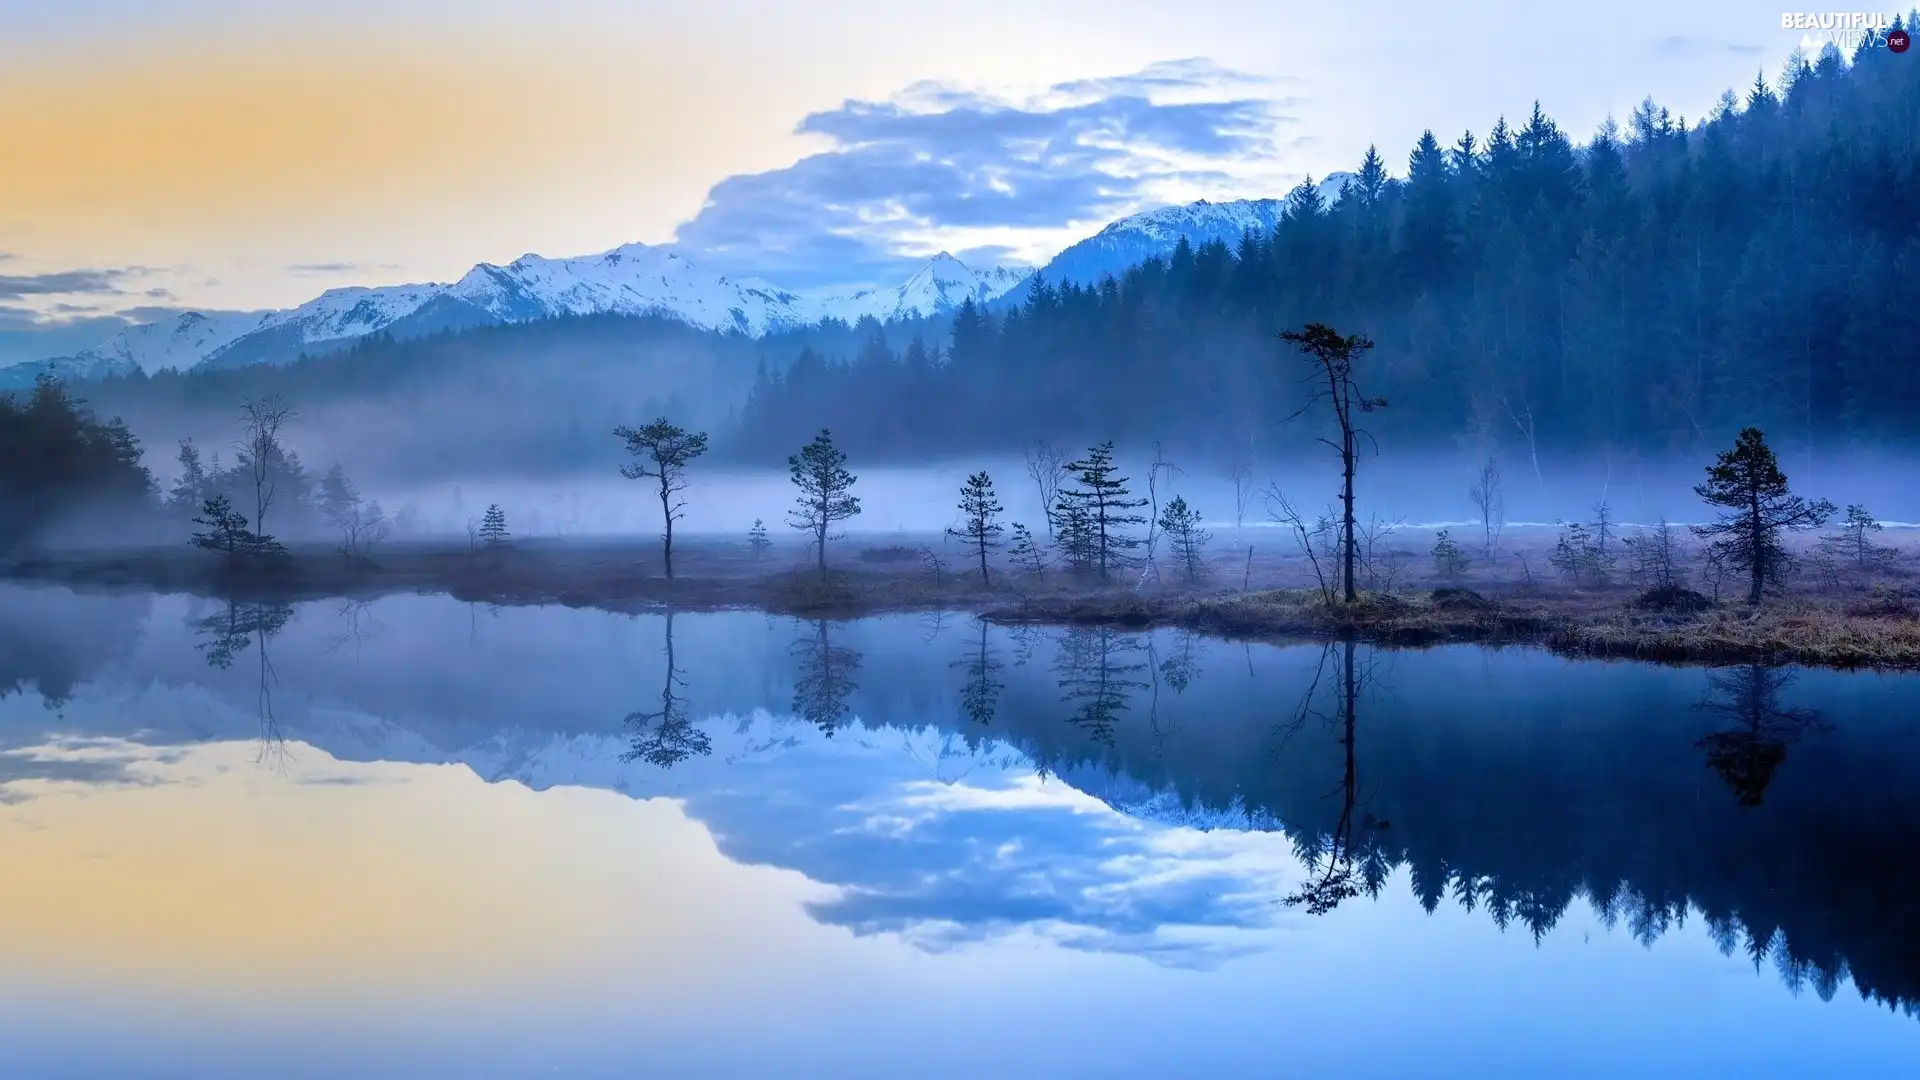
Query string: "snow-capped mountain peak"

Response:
xmin=809 ymin=252 xmax=1028 ymax=325
xmin=4 ymin=180 xmax=1353 ymax=386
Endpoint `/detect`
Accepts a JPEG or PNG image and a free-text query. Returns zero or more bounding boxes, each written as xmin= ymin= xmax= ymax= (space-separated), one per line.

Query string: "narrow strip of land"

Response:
xmin=6 ymin=539 xmax=1917 ymax=671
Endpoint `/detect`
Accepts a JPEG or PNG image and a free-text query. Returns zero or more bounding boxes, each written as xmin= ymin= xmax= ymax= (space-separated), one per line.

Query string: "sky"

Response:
xmin=0 ymin=0 xmax=1813 ymax=362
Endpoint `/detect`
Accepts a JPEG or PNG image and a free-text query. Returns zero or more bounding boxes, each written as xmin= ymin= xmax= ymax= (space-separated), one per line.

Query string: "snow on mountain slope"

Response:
xmin=3 ymin=177 xmax=1360 ymax=385
xmin=1025 ymin=173 xmax=1359 ymax=292
xmin=0 ymin=310 xmax=266 ymax=387
xmin=811 ymin=252 xmax=1027 ymax=324
xmin=448 ymin=243 xmax=812 ymax=335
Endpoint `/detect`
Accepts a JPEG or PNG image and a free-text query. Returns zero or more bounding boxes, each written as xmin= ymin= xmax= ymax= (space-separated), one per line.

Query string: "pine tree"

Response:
xmin=1057 ymin=442 xmax=1146 ymax=582
xmin=748 ymin=518 xmax=771 ymax=559
xmin=1818 ymin=504 xmax=1891 ymax=572
xmin=479 ymin=504 xmax=512 ymax=549
xmin=1052 ymin=496 xmax=1095 ymax=575
xmin=190 ymin=495 xmax=252 ymax=569
xmin=946 ymin=471 xmax=1004 ymax=586
xmin=1691 ymin=428 xmax=1834 ymax=605
xmin=787 ymin=429 xmax=860 ymax=574
xmin=1432 ymin=529 xmax=1471 ymax=583
xmin=1007 ymin=523 xmax=1047 ymax=577
xmin=1157 ymin=496 xmax=1210 ymax=584
xmin=317 ymin=463 xmax=360 ymax=528
xmin=169 ymin=439 xmax=208 ymax=516
xmin=1550 ymin=522 xmax=1597 ymax=584
xmin=615 ymin=418 xmax=709 ymax=579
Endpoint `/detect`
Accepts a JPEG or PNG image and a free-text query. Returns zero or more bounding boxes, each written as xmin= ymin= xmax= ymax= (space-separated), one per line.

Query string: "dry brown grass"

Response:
xmin=7 ymin=533 xmax=1920 ymax=670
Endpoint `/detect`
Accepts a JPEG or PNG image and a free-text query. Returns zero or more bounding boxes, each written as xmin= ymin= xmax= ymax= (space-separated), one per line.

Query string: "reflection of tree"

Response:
xmin=1694 ymin=664 xmax=1828 ymax=807
xmin=1281 ymin=639 xmax=1389 ymax=915
xmin=953 ymin=618 xmax=1003 ymax=727
xmin=327 ymin=599 xmax=380 ymax=655
xmin=189 ymin=598 xmax=295 ymax=770
xmin=1144 ymin=629 xmax=1202 ymax=755
xmin=1053 ymin=627 xmax=1149 ymax=747
xmin=621 ymin=610 xmax=710 ymax=768
xmin=791 ymin=618 xmax=862 ymax=736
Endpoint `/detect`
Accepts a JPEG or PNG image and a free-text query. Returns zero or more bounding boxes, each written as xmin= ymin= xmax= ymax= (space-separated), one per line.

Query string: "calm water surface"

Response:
xmin=1 ymin=584 xmax=1916 ymax=1078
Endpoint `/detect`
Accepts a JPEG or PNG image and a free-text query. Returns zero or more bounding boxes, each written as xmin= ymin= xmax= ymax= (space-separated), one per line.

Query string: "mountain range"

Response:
xmin=2 ymin=173 xmax=1352 ymax=387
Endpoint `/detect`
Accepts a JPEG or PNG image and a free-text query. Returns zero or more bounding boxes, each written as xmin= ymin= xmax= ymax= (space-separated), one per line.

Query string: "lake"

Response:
xmin=1 ymin=584 xmax=1916 ymax=1078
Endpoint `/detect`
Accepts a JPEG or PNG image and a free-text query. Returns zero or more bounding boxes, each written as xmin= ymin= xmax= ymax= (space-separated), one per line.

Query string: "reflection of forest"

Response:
xmin=973 ymin=632 xmax=1920 ymax=1015
xmin=5 ymin=591 xmax=1917 ymax=1015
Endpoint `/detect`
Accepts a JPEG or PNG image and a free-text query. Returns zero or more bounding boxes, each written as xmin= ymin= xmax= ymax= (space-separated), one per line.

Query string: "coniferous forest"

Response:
xmin=735 ymin=40 xmax=1920 ymax=467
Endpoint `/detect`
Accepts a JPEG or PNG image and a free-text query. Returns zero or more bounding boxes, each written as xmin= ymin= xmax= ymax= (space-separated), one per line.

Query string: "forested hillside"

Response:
xmin=734 ymin=37 xmax=1920 ymax=467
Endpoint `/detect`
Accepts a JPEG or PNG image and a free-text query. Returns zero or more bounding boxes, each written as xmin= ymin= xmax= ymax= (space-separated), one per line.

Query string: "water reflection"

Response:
xmin=188 ymin=598 xmax=295 ymax=769
xmin=1054 ymin=626 xmax=1148 ymax=747
xmin=621 ymin=610 xmax=709 ymax=769
xmin=790 ymin=618 xmax=861 ymax=736
xmin=1 ymin=586 xmax=1917 ymax=1035
xmin=1280 ymin=640 xmax=1390 ymax=915
xmin=1695 ymin=664 xmax=1830 ymax=807
xmin=952 ymin=617 xmax=1002 ymax=728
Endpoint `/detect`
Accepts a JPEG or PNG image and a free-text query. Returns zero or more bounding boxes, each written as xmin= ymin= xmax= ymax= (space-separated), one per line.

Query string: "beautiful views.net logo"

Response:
xmin=1782 ymin=12 xmax=1913 ymax=52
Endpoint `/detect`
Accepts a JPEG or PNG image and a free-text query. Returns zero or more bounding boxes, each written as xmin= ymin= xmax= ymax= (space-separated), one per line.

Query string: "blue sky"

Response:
xmin=0 ymin=0 xmax=1820 ymax=361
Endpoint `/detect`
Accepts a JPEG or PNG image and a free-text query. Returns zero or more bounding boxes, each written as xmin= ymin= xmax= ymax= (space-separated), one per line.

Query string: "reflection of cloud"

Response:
xmin=671 ymin=58 xmax=1295 ymax=289
xmin=688 ymin=743 xmax=1301 ymax=970
xmin=0 ymin=738 xmax=179 ymax=802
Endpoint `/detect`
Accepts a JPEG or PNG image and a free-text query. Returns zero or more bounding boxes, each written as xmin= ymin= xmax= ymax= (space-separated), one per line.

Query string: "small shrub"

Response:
xmin=1635 ymin=584 xmax=1713 ymax=614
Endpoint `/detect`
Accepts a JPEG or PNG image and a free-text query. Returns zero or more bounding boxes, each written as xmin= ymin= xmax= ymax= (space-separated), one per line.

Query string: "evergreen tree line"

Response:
xmin=0 ymin=374 xmax=153 ymax=548
xmin=734 ymin=35 xmax=1920 ymax=465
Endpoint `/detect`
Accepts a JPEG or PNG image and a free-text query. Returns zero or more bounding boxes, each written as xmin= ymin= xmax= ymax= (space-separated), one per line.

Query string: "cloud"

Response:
xmin=1655 ymin=35 xmax=1766 ymax=56
xmin=0 ymin=269 xmax=128 ymax=299
xmin=285 ymin=261 xmax=401 ymax=276
xmin=669 ymin=58 xmax=1294 ymax=290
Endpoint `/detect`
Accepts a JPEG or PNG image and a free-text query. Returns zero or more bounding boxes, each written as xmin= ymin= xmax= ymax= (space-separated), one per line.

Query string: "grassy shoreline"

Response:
xmin=5 ymin=539 xmax=1918 ymax=671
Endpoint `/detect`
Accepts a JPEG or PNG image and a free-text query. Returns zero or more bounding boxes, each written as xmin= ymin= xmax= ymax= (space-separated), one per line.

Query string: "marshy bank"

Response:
xmin=5 ymin=530 xmax=1918 ymax=671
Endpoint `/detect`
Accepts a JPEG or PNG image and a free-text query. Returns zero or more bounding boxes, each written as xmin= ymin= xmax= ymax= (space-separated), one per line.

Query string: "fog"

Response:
xmin=136 ymin=443 xmax=1918 ymax=547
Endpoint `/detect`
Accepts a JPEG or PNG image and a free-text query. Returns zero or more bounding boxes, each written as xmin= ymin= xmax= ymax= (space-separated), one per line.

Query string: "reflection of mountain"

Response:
xmin=5 ymin=589 xmax=1920 ymax=1008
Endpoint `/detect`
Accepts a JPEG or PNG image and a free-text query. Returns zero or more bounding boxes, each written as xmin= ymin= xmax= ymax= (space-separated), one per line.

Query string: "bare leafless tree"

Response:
xmin=1138 ymin=442 xmax=1183 ymax=587
xmin=1501 ymin=395 xmax=1543 ymax=489
xmin=235 ymin=395 xmax=295 ymax=537
xmin=1467 ymin=457 xmax=1505 ymax=556
xmin=1022 ymin=439 xmax=1069 ymax=538
xmin=1264 ymin=483 xmax=1338 ymax=606
xmin=1221 ymin=453 xmax=1256 ymax=530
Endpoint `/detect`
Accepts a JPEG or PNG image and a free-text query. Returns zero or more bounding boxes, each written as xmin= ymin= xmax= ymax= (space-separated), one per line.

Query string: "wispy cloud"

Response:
xmin=1655 ymin=34 xmax=1766 ymax=56
xmin=670 ymin=58 xmax=1297 ymax=289
xmin=285 ymin=261 xmax=401 ymax=276
xmin=0 ymin=268 xmax=128 ymax=299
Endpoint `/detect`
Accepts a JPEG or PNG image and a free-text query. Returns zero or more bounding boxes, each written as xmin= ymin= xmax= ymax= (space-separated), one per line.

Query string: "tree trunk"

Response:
xmin=658 ymin=483 xmax=674 ymax=579
xmin=816 ymin=513 xmax=827 ymax=575
xmin=1748 ymin=490 xmax=1764 ymax=606
xmin=1342 ymin=427 xmax=1357 ymax=603
xmin=977 ymin=536 xmax=990 ymax=586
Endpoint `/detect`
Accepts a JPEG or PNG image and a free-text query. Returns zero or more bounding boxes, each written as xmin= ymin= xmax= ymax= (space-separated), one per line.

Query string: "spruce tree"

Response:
xmin=1431 ymin=528 xmax=1470 ymax=583
xmin=1007 ymin=523 xmax=1047 ymax=577
xmin=1157 ymin=496 xmax=1210 ymax=584
xmin=170 ymin=439 xmax=208 ymax=516
xmin=1056 ymin=442 xmax=1146 ymax=582
xmin=1691 ymin=428 xmax=1834 ymax=605
xmin=947 ymin=471 xmax=1005 ymax=586
xmin=190 ymin=495 xmax=252 ymax=569
xmin=787 ymin=430 xmax=861 ymax=574
xmin=479 ymin=504 xmax=512 ymax=549
xmin=748 ymin=518 xmax=771 ymax=559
